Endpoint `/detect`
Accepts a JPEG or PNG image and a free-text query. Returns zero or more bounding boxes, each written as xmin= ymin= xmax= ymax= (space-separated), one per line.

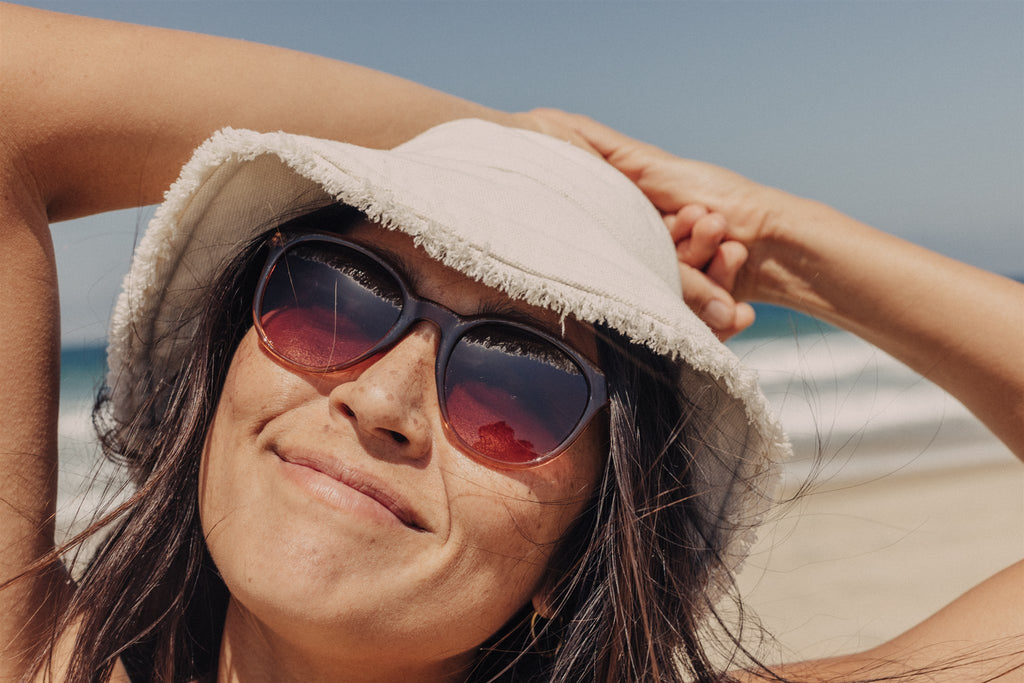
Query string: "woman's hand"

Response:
xmin=533 ymin=108 xmax=1024 ymax=460
xmin=530 ymin=109 xmax=773 ymax=339
xmin=513 ymin=110 xmax=600 ymax=158
xmin=535 ymin=108 xmax=1024 ymax=683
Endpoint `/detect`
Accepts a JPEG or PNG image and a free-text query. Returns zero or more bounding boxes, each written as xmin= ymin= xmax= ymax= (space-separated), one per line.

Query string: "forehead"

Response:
xmin=341 ymin=221 xmax=598 ymax=359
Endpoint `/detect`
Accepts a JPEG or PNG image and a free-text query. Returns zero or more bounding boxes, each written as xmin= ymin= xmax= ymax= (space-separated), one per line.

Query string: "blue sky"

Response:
xmin=25 ymin=1 xmax=1023 ymax=345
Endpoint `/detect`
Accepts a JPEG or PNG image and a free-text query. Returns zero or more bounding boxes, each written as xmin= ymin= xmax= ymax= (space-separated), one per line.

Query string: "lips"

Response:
xmin=274 ymin=446 xmax=429 ymax=532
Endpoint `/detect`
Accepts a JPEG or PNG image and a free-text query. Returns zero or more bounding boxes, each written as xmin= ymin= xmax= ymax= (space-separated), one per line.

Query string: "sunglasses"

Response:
xmin=252 ymin=232 xmax=607 ymax=468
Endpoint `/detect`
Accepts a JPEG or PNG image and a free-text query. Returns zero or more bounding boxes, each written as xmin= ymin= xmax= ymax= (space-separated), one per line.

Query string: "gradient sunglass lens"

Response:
xmin=443 ymin=324 xmax=589 ymax=463
xmin=258 ymin=244 xmax=403 ymax=369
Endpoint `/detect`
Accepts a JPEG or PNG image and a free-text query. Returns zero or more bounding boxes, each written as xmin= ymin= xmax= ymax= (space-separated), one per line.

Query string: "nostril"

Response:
xmin=337 ymin=402 xmax=409 ymax=445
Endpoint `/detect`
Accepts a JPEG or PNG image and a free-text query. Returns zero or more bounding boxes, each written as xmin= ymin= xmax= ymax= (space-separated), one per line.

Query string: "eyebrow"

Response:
xmin=350 ymin=236 xmax=567 ymax=337
xmin=475 ymin=297 xmax=566 ymax=337
xmin=361 ymin=240 xmax=421 ymax=287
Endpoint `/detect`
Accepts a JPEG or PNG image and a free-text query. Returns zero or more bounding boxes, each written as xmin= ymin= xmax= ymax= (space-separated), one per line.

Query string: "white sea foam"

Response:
xmin=56 ymin=400 xmax=131 ymax=547
xmin=729 ymin=330 xmax=1012 ymax=482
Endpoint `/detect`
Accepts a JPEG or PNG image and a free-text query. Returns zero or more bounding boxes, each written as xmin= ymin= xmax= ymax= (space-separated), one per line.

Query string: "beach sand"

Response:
xmin=732 ymin=435 xmax=1023 ymax=663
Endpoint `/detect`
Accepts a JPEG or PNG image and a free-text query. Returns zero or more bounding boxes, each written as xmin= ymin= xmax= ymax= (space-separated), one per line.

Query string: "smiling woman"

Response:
xmin=73 ymin=120 xmax=783 ymax=681
xmin=1 ymin=4 xmax=1021 ymax=683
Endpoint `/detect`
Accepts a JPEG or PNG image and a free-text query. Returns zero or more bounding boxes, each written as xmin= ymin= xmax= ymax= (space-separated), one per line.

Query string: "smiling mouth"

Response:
xmin=274 ymin=450 xmax=428 ymax=532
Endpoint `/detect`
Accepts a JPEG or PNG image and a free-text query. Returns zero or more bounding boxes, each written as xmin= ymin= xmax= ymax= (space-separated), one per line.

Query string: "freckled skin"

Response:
xmin=199 ymin=224 xmax=605 ymax=680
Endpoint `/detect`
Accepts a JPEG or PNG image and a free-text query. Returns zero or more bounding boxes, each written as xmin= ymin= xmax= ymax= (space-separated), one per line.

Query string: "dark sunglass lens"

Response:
xmin=259 ymin=243 xmax=403 ymax=369
xmin=443 ymin=324 xmax=590 ymax=464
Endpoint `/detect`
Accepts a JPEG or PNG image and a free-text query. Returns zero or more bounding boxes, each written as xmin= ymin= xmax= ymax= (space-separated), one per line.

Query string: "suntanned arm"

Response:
xmin=534 ymin=110 xmax=1024 ymax=681
xmin=756 ymin=560 xmax=1024 ymax=682
xmin=0 ymin=5 xmax=566 ymax=678
xmin=534 ymin=110 xmax=1024 ymax=461
xmin=732 ymin=186 xmax=1024 ymax=682
xmin=0 ymin=3 xmax=541 ymax=223
xmin=732 ymin=193 xmax=1024 ymax=461
xmin=0 ymin=143 xmax=63 ymax=682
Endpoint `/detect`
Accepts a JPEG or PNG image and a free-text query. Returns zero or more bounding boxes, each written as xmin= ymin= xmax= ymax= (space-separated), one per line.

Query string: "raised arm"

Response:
xmin=0 ymin=3 xmax=555 ymax=222
xmin=535 ymin=110 xmax=1024 ymax=461
xmin=534 ymin=110 xmax=1024 ymax=681
xmin=0 ymin=4 xmax=567 ymax=677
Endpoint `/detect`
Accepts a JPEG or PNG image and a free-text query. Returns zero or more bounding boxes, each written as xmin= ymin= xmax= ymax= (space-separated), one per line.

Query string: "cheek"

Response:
xmin=437 ymin=439 xmax=603 ymax=619
xmin=425 ymin=495 xmax=571 ymax=641
xmin=211 ymin=334 xmax=284 ymax=423
xmin=456 ymin=423 xmax=602 ymax=543
xmin=198 ymin=334 xmax=299 ymax=548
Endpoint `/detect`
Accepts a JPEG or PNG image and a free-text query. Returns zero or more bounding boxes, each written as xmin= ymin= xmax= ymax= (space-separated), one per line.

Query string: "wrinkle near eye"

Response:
xmin=342 ymin=236 xmax=423 ymax=291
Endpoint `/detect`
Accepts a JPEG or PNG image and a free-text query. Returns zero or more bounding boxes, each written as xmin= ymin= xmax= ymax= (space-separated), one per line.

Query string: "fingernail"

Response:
xmin=704 ymin=300 xmax=733 ymax=329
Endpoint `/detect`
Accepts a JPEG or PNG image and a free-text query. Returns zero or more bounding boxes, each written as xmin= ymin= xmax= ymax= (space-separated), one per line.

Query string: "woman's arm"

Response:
xmin=534 ymin=110 xmax=1024 ymax=681
xmin=0 ymin=3 xmax=549 ymax=222
xmin=763 ymin=560 xmax=1024 ymax=682
xmin=0 ymin=4 xmax=566 ymax=676
xmin=534 ymin=110 xmax=1024 ymax=460
xmin=0 ymin=140 xmax=64 ymax=679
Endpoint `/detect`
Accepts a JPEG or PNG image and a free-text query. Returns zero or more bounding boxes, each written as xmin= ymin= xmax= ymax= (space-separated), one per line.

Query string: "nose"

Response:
xmin=327 ymin=323 xmax=438 ymax=461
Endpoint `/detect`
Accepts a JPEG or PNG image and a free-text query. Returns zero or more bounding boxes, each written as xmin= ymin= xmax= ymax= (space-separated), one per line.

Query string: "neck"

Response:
xmin=215 ymin=598 xmax=474 ymax=683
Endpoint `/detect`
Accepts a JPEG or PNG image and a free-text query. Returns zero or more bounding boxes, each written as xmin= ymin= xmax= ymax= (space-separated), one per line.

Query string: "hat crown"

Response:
xmin=395 ymin=120 xmax=682 ymax=297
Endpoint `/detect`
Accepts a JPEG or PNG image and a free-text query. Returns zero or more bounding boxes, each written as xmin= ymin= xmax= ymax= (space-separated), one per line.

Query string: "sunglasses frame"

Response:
xmin=252 ymin=231 xmax=608 ymax=468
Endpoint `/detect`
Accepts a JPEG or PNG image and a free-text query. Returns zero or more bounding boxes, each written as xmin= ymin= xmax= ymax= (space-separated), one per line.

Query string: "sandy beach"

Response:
xmin=732 ymin=434 xmax=1023 ymax=663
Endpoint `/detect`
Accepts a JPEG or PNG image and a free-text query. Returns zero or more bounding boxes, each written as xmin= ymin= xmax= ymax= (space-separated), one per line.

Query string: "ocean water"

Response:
xmin=728 ymin=310 xmax=1009 ymax=484
xmin=56 ymin=305 xmax=1009 ymax=534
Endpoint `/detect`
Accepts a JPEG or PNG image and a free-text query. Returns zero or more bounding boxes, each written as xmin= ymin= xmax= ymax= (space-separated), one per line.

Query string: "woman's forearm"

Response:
xmin=0 ymin=1 xmax=525 ymax=560
xmin=748 ymin=191 xmax=1024 ymax=458
xmin=534 ymin=111 xmax=1024 ymax=459
xmin=0 ymin=2 xmax=523 ymax=221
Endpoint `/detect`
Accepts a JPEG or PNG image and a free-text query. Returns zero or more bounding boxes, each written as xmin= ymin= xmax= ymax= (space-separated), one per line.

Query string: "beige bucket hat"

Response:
xmin=107 ymin=118 xmax=790 ymax=579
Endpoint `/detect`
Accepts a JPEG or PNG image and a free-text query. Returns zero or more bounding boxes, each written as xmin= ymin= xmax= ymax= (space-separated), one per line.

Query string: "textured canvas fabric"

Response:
xmin=107 ymin=119 xmax=790 ymax=583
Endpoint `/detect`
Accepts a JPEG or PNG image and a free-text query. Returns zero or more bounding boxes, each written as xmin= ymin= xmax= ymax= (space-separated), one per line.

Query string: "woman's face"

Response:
xmin=199 ymin=223 xmax=605 ymax=679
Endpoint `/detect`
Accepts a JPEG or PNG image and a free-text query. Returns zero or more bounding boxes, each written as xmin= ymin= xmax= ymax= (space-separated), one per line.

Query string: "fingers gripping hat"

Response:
xmin=107 ymin=119 xmax=790 ymax=585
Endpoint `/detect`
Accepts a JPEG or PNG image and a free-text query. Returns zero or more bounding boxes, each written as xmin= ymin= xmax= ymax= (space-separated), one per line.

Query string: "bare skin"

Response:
xmin=534 ymin=109 xmax=1024 ymax=681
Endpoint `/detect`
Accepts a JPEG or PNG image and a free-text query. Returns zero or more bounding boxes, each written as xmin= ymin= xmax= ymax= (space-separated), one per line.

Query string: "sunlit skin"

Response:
xmin=198 ymin=223 xmax=606 ymax=682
